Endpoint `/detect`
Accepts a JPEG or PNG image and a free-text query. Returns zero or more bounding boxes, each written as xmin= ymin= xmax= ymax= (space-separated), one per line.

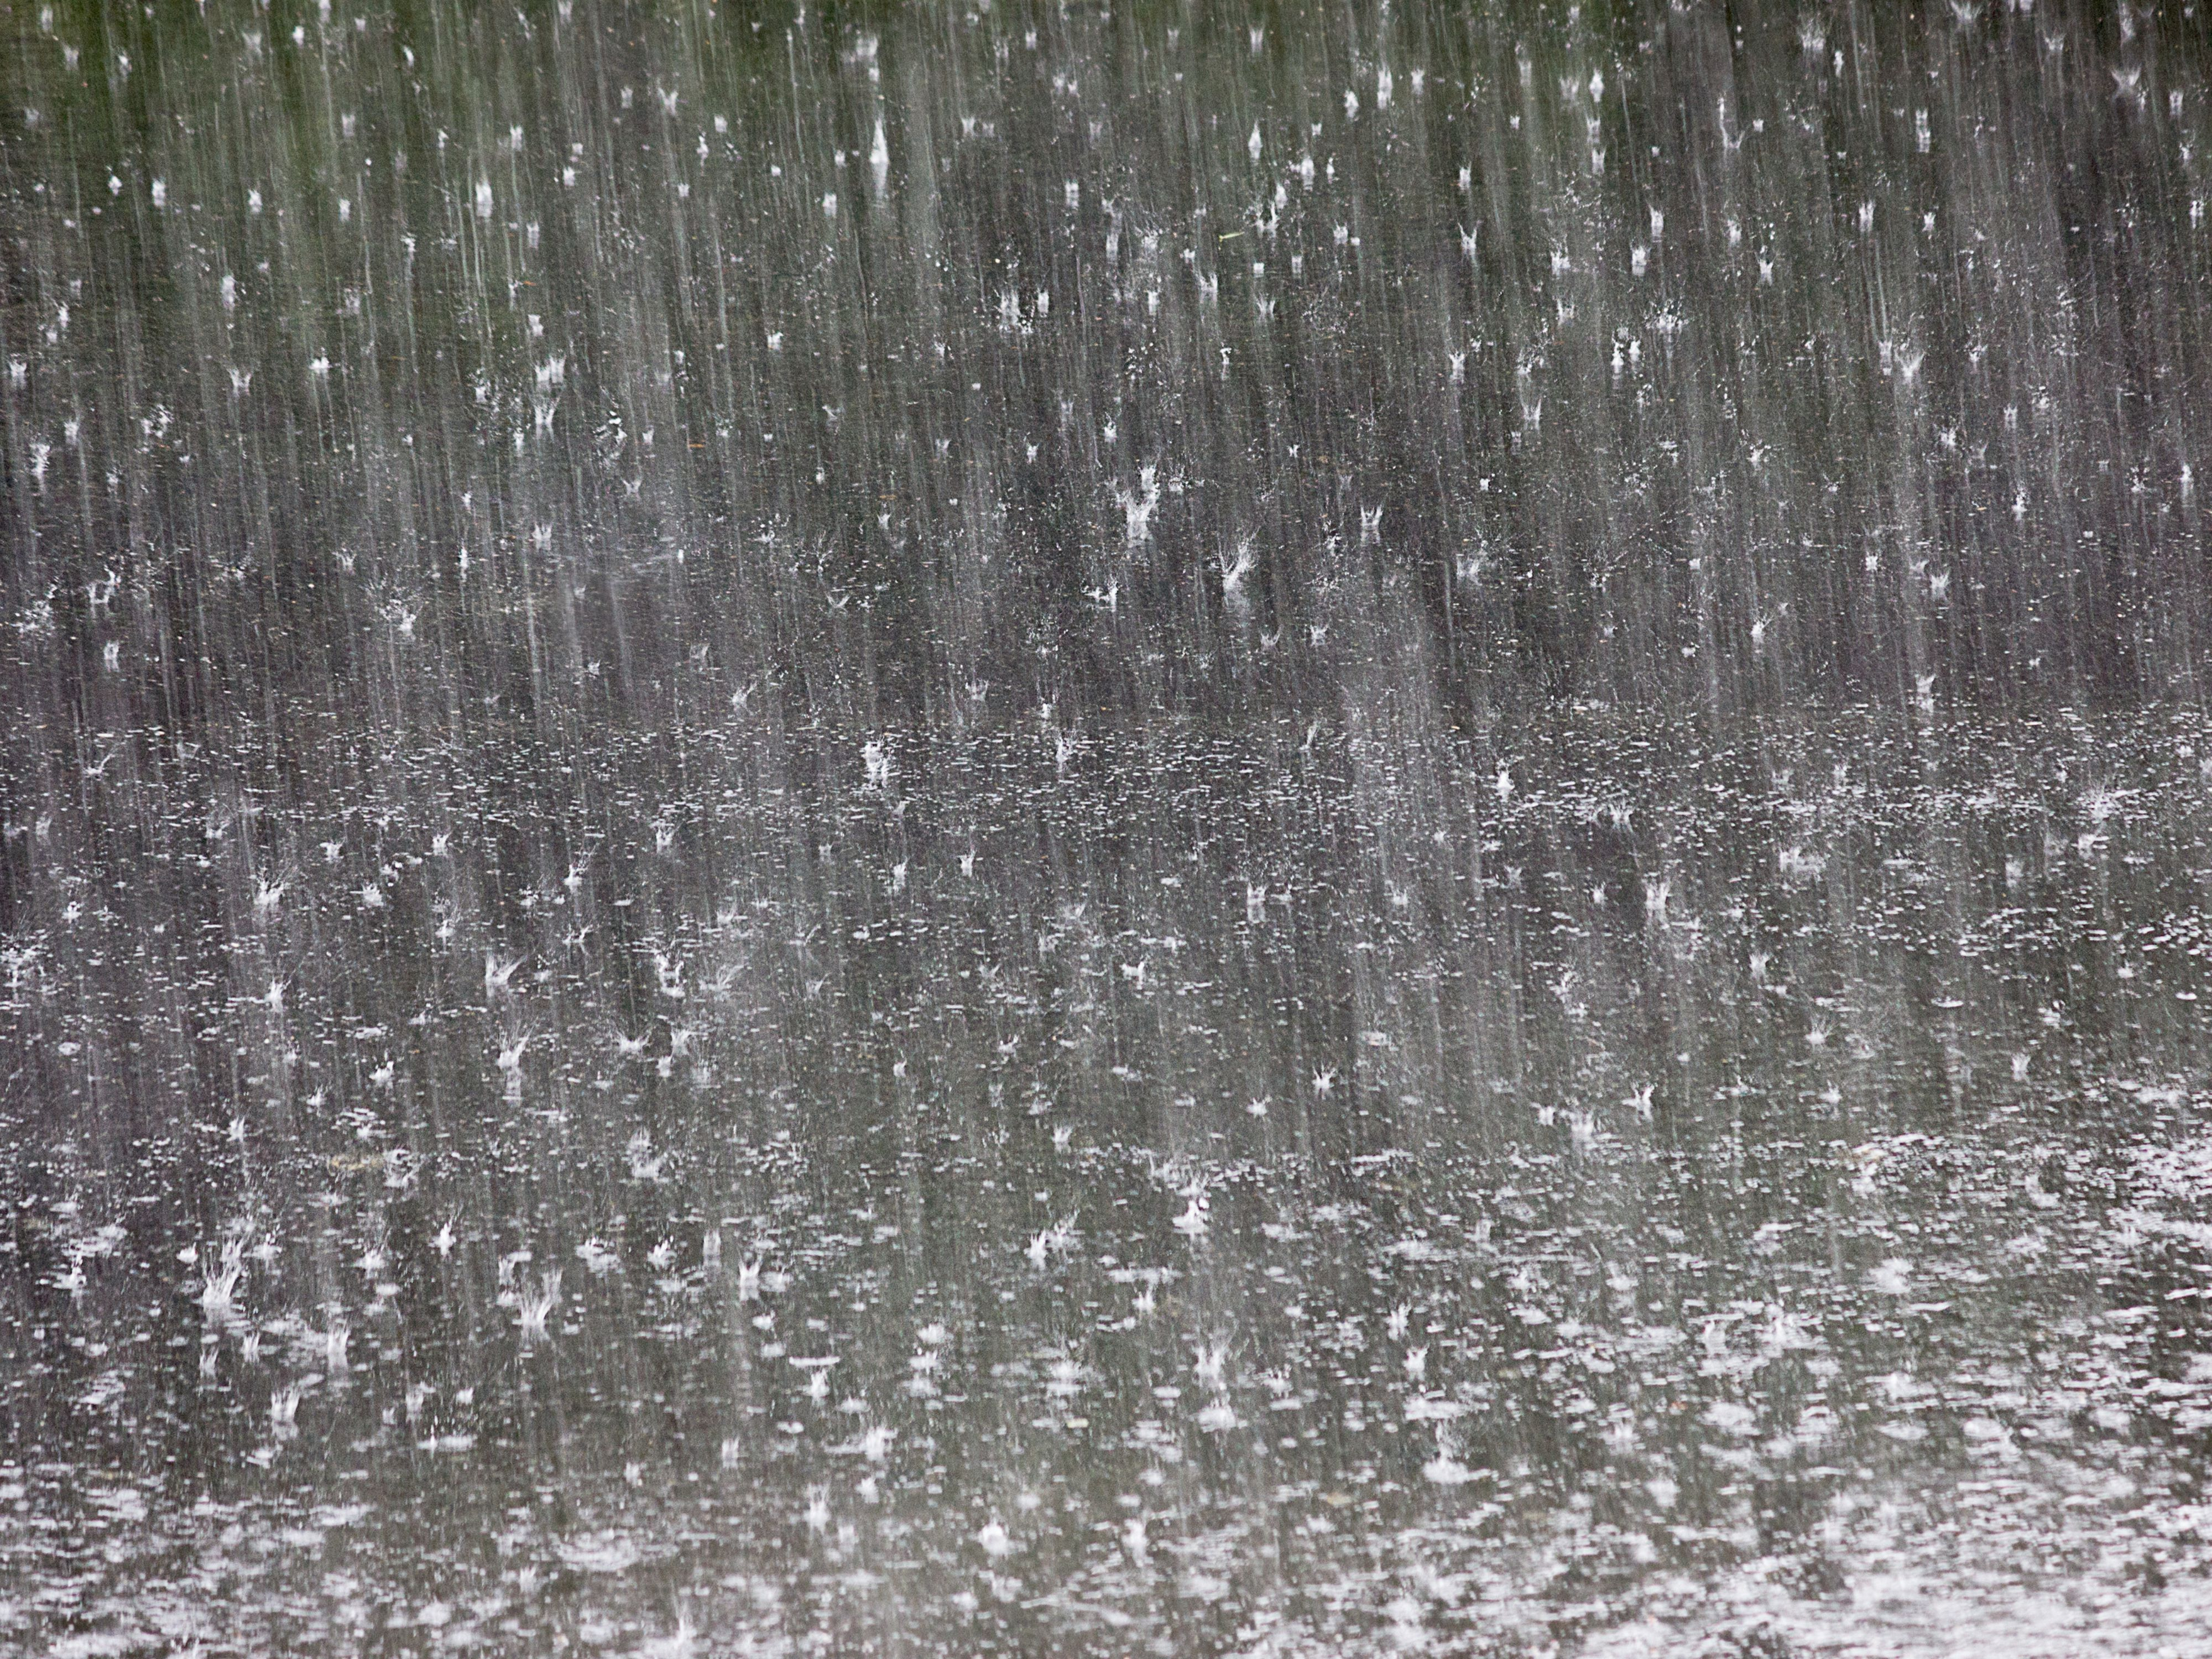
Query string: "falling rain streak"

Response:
xmin=5 ymin=1 xmax=2212 ymax=1655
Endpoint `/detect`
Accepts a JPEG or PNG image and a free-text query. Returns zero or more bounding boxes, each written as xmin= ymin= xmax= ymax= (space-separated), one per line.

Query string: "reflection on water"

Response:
xmin=6 ymin=1 xmax=2212 ymax=1652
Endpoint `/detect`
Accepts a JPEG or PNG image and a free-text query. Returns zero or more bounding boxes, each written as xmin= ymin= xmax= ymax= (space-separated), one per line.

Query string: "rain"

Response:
xmin=4 ymin=1 xmax=2212 ymax=1654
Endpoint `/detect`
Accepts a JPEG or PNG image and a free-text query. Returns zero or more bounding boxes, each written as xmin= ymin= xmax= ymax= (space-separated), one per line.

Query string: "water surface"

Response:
xmin=7 ymin=2 xmax=2212 ymax=1653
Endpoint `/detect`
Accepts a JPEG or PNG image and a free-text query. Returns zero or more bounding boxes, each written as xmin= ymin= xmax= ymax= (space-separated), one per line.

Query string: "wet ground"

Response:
xmin=6 ymin=2 xmax=2212 ymax=1654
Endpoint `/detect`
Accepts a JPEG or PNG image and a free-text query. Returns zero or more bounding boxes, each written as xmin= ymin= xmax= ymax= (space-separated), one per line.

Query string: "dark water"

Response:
xmin=7 ymin=1 xmax=2212 ymax=1653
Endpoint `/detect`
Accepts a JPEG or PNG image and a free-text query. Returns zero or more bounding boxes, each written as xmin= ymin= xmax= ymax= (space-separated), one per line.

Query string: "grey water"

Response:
xmin=6 ymin=1 xmax=2212 ymax=1653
